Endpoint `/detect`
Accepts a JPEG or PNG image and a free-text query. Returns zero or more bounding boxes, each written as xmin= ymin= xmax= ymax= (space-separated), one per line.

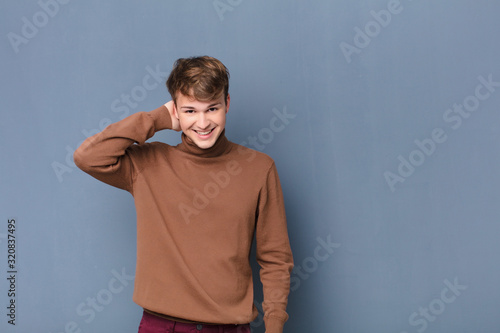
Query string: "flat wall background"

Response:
xmin=1 ymin=1 xmax=500 ymax=332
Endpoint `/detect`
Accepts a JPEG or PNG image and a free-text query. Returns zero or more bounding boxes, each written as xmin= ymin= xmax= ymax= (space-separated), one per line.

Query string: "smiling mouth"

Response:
xmin=194 ymin=128 xmax=215 ymax=136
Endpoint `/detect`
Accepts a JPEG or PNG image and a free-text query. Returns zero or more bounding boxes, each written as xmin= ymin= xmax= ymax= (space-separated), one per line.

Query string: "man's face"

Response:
xmin=173 ymin=93 xmax=230 ymax=149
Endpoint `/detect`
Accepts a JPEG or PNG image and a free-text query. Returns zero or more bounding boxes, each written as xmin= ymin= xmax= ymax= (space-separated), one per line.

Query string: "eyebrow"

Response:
xmin=180 ymin=103 xmax=221 ymax=109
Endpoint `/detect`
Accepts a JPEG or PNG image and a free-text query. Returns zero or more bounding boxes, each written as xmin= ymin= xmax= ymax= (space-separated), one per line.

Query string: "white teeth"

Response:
xmin=197 ymin=129 xmax=212 ymax=135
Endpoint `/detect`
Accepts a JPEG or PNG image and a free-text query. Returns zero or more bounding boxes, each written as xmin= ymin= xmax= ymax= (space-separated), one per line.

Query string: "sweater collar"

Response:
xmin=177 ymin=129 xmax=231 ymax=158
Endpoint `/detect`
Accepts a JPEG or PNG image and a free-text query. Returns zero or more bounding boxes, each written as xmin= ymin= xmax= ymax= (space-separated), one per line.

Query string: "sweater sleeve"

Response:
xmin=255 ymin=162 xmax=294 ymax=333
xmin=73 ymin=105 xmax=172 ymax=192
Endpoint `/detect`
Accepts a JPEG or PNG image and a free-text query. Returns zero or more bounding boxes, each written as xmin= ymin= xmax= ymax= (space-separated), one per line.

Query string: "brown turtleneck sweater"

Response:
xmin=73 ymin=105 xmax=293 ymax=333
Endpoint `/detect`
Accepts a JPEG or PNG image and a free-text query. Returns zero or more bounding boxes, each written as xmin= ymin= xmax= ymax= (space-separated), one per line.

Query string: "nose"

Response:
xmin=196 ymin=112 xmax=209 ymax=129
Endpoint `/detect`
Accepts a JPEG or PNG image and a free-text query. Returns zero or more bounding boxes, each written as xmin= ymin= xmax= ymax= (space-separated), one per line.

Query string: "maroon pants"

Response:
xmin=138 ymin=311 xmax=251 ymax=333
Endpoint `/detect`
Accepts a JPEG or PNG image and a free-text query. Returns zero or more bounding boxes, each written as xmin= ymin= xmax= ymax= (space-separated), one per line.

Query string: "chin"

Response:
xmin=195 ymin=140 xmax=216 ymax=149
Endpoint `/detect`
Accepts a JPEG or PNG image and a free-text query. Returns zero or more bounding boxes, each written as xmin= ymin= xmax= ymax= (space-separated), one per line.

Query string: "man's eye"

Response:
xmin=208 ymin=107 xmax=217 ymax=112
xmin=185 ymin=110 xmax=195 ymax=113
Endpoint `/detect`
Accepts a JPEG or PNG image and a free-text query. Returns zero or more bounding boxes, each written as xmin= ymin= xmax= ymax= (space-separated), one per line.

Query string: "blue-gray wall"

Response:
xmin=2 ymin=1 xmax=500 ymax=332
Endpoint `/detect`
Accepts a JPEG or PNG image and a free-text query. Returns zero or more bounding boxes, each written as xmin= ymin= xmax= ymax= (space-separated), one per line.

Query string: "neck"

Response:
xmin=178 ymin=130 xmax=230 ymax=158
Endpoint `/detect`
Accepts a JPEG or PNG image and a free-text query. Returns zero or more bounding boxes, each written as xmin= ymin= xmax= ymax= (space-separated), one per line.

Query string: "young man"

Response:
xmin=74 ymin=56 xmax=293 ymax=333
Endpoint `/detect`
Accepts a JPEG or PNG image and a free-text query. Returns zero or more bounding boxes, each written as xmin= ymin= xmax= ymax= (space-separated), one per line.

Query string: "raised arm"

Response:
xmin=73 ymin=102 xmax=179 ymax=191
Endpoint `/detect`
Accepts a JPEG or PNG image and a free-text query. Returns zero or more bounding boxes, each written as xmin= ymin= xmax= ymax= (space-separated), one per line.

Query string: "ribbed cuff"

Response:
xmin=264 ymin=316 xmax=285 ymax=333
xmin=148 ymin=105 xmax=172 ymax=131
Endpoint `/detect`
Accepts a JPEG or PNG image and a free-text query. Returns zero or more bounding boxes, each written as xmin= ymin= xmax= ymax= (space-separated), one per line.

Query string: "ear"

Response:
xmin=172 ymin=101 xmax=179 ymax=119
xmin=225 ymin=94 xmax=231 ymax=114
